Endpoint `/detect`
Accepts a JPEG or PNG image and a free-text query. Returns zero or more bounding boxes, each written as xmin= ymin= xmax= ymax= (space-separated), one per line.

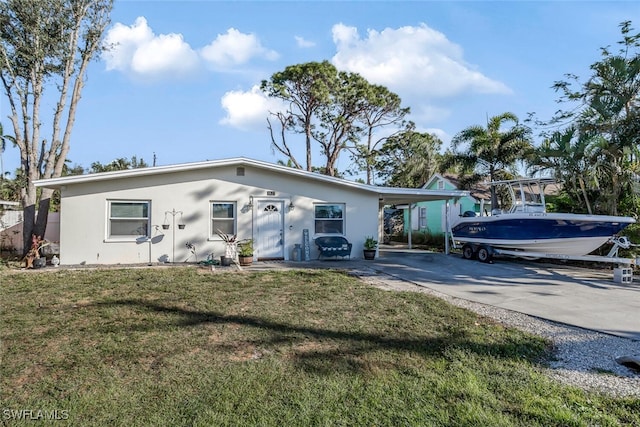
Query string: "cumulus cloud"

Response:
xmin=102 ymin=17 xmax=199 ymax=79
xmin=331 ymin=23 xmax=511 ymax=98
xmin=294 ymin=35 xmax=315 ymax=48
xmin=219 ymin=85 xmax=286 ymax=131
xmin=103 ymin=19 xmax=278 ymax=79
xmin=201 ymin=28 xmax=279 ymax=69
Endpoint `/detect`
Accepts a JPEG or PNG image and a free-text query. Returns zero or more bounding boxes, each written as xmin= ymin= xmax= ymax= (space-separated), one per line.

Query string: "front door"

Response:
xmin=256 ymin=200 xmax=285 ymax=260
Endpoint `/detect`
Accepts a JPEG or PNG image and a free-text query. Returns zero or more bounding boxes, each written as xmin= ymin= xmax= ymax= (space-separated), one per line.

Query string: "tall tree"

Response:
xmin=528 ymin=127 xmax=598 ymax=214
xmin=262 ymin=61 xmax=408 ymax=177
xmin=543 ymin=21 xmax=640 ymax=215
xmin=0 ymin=0 xmax=113 ymax=252
xmin=312 ymin=71 xmax=368 ymax=177
xmin=442 ymin=112 xmax=533 ymax=208
xmin=260 ymin=61 xmax=336 ymax=171
xmin=350 ymin=84 xmax=409 ymax=184
xmin=375 ymin=129 xmax=442 ymax=188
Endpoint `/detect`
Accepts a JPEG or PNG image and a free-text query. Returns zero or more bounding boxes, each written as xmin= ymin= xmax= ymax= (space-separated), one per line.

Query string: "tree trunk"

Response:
xmin=22 ymin=203 xmax=36 ymax=256
xmin=578 ymin=177 xmax=593 ymax=215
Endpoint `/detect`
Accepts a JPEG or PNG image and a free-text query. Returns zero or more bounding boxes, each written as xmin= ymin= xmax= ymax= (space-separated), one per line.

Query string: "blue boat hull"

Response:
xmin=451 ymin=213 xmax=635 ymax=256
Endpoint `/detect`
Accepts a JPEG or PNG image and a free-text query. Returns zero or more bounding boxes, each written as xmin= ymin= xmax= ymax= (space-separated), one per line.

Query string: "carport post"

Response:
xmin=407 ymin=204 xmax=412 ymax=249
xmin=444 ymin=199 xmax=450 ymax=255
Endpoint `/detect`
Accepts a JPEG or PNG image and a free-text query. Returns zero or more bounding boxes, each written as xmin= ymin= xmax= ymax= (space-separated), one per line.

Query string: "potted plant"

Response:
xmin=237 ymin=239 xmax=254 ymax=266
xmin=363 ymin=236 xmax=378 ymax=260
xmin=216 ymin=229 xmax=237 ymax=266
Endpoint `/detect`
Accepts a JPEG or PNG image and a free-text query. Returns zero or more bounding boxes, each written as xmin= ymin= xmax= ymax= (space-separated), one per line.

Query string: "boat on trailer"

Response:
xmin=450 ymin=178 xmax=636 ymax=263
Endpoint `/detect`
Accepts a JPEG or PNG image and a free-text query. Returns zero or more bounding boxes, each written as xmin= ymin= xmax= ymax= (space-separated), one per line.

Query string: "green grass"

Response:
xmin=1 ymin=267 xmax=638 ymax=426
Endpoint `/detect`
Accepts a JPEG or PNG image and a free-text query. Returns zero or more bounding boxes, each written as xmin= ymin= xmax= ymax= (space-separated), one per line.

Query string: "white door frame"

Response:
xmin=255 ymin=199 xmax=285 ymax=260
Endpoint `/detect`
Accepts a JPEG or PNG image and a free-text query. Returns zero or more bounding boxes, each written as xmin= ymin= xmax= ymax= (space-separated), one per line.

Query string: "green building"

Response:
xmin=402 ymin=174 xmax=490 ymax=237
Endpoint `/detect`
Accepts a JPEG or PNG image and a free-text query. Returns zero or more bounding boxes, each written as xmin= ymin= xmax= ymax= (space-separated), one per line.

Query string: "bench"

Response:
xmin=315 ymin=236 xmax=352 ymax=260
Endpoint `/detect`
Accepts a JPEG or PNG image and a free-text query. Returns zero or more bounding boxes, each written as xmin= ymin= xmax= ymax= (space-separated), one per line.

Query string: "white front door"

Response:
xmin=256 ymin=200 xmax=285 ymax=260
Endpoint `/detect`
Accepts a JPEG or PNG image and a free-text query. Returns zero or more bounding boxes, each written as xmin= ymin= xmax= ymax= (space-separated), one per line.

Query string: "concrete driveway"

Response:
xmin=363 ymin=249 xmax=640 ymax=341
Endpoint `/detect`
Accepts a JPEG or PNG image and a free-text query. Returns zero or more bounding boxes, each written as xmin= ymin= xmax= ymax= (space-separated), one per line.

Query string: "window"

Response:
xmin=211 ymin=202 xmax=236 ymax=236
xmin=418 ymin=206 xmax=427 ymax=229
xmin=108 ymin=201 xmax=150 ymax=239
xmin=314 ymin=204 xmax=344 ymax=234
xmin=437 ymin=180 xmax=444 ymax=190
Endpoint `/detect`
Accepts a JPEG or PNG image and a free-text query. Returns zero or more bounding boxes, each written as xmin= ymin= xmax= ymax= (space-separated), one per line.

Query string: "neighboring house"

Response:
xmin=35 ymin=157 xmax=467 ymax=266
xmin=0 ymin=200 xmax=60 ymax=254
xmin=403 ymin=173 xmax=490 ymax=237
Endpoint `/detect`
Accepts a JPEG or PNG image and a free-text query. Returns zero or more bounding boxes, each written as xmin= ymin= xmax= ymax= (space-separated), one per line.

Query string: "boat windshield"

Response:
xmin=491 ymin=179 xmax=553 ymax=214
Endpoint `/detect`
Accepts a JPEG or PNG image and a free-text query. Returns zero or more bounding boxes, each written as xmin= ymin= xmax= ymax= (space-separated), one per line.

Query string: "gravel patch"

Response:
xmin=351 ymin=267 xmax=640 ymax=398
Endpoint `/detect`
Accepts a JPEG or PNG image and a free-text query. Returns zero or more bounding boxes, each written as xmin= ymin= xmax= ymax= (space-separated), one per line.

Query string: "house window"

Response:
xmin=418 ymin=206 xmax=427 ymax=229
xmin=314 ymin=203 xmax=344 ymax=234
xmin=211 ymin=202 xmax=236 ymax=236
xmin=437 ymin=180 xmax=444 ymax=190
xmin=108 ymin=201 xmax=150 ymax=239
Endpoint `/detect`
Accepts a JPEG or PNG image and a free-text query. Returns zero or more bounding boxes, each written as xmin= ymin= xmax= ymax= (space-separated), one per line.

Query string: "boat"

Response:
xmin=450 ymin=178 xmax=636 ymax=259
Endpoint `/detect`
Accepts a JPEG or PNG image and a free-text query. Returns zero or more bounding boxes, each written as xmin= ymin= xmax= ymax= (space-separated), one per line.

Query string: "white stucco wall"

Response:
xmin=57 ymin=165 xmax=379 ymax=265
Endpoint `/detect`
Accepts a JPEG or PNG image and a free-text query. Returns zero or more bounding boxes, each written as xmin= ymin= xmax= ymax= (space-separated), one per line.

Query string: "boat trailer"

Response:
xmin=454 ymin=236 xmax=639 ymax=283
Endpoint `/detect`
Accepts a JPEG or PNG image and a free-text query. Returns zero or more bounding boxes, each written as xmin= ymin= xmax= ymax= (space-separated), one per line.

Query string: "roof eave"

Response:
xmin=33 ymin=157 xmax=468 ymax=203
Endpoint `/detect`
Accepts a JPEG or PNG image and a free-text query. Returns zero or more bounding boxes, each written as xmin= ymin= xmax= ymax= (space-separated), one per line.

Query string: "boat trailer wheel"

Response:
xmin=477 ymin=246 xmax=493 ymax=263
xmin=462 ymin=244 xmax=476 ymax=260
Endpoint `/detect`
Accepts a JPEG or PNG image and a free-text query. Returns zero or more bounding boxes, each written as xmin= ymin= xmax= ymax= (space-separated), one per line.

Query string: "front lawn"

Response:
xmin=1 ymin=267 xmax=638 ymax=426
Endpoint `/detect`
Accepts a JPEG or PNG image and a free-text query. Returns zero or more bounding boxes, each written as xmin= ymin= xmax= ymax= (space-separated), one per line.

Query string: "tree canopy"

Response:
xmin=375 ymin=129 xmax=442 ymax=188
xmin=0 ymin=0 xmax=113 ymax=251
xmin=442 ymin=112 xmax=534 ymax=208
xmin=532 ymin=21 xmax=640 ymax=216
xmin=261 ymin=61 xmax=409 ymax=178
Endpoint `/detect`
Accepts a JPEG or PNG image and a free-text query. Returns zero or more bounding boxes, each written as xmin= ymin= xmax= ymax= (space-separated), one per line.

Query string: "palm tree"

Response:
xmin=548 ymin=21 xmax=640 ymax=216
xmin=442 ymin=112 xmax=534 ymax=209
xmin=529 ymin=127 xmax=597 ymax=214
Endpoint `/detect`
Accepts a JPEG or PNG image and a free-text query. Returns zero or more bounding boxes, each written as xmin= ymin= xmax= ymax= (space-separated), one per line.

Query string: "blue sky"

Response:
xmin=2 ymin=1 xmax=640 ymax=181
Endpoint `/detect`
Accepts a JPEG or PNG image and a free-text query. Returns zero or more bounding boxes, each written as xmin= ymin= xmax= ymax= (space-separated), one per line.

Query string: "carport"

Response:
xmin=375 ymin=187 xmax=468 ymax=252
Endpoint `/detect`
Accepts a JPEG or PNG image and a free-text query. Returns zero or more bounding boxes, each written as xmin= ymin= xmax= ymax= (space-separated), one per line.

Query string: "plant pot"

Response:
xmin=363 ymin=249 xmax=376 ymax=260
xmin=178 ymin=224 xmax=185 ymax=229
xmin=162 ymin=224 xmax=170 ymax=230
xmin=220 ymin=256 xmax=232 ymax=266
xmin=239 ymin=255 xmax=253 ymax=266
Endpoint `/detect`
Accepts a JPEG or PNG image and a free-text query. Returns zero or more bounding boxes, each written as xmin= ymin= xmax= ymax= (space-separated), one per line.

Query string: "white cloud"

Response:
xmin=201 ymin=28 xmax=279 ymax=69
xmin=294 ymin=35 xmax=315 ymax=48
xmin=102 ymin=17 xmax=199 ymax=79
xmin=219 ymin=85 xmax=286 ymax=131
xmin=331 ymin=23 xmax=511 ymax=98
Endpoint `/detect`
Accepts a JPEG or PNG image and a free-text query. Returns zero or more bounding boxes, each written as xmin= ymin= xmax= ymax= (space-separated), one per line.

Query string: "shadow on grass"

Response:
xmin=90 ymin=298 xmax=546 ymax=375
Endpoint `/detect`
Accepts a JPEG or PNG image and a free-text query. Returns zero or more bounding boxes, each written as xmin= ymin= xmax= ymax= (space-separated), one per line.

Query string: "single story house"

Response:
xmin=34 ymin=158 xmax=467 ymax=266
xmin=403 ymin=173 xmax=490 ymax=237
